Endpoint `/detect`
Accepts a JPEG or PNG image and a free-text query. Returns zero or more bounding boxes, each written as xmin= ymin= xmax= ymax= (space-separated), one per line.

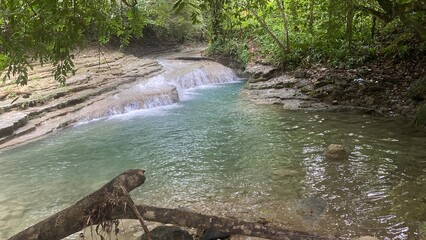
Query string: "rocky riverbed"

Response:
xmin=0 ymin=45 xmax=212 ymax=150
xmin=241 ymin=61 xmax=426 ymax=126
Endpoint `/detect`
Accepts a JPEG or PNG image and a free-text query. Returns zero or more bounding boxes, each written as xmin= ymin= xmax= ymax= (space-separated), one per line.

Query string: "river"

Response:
xmin=0 ymin=62 xmax=425 ymax=239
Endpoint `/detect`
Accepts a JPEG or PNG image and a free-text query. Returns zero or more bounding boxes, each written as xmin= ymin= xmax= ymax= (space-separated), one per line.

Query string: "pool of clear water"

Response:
xmin=0 ymin=82 xmax=425 ymax=239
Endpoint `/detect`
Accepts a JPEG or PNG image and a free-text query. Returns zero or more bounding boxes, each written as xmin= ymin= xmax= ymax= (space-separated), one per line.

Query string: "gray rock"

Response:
xmin=314 ymin=79 xmax=333 ymax=88
xmin=295 ymin=79 xmax=312 ymax=88
xmin=248 ymin=77 xmax=269 ymax=83
xmin=0 ymin=112 xmax=28 ymax=138
xmin=245 ymin=63 xmax=277 ymax=80
xmin=313 ymin=91 xmax=328 ymax=98
xmin=294 ymin=70 xmax=309 ymax=78
xmin=140 ymin=226 xmax=192 ymax=240
xmin=316 ymin=84 xmax=335 ymax=94
xmin=325 ymin=144 xmax=349 ymax=161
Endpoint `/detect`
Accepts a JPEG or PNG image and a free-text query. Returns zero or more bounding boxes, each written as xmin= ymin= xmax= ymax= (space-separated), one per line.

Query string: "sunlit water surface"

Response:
xmin=1 ymin=82 xmax=425 ymax=239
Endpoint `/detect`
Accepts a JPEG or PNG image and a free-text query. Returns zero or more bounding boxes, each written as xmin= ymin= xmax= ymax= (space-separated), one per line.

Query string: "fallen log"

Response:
xmin=9 ymin=169 xmax=337 ymax=240
xmin=9 ymin=169 xmax=146 ymax=240
xmin=113 ymin=205 xmax=337 ymax=240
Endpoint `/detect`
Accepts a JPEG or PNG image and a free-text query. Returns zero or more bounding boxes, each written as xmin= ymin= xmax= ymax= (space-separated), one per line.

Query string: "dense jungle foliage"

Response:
xmin=0 ymin=0 xmax=425 ymax=85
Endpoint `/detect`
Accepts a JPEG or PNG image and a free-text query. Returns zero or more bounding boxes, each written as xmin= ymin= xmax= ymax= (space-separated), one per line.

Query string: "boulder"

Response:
xmin=325 ymin=144 xmax=349 ymax=161
xmin=245 ymin=63 xmax=277 ymax=80
xmin=140 ymin=226 xmax=192 ymax=240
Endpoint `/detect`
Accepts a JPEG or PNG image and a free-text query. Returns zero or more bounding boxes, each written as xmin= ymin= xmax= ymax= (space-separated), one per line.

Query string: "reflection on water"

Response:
xmin=0 ymin=82 xmax=425 ymax=239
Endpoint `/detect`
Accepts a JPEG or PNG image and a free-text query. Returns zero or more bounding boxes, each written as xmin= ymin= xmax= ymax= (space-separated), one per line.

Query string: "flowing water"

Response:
xmin=0 ymin=61 xmax=425 ymax=240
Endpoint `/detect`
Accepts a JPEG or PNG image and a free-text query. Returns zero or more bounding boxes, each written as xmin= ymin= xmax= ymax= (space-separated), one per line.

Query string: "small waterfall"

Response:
xmin=77 ymin=59 xmax=237 ymax=121
xmin=146 ymin=60 xmax=237 ymax=100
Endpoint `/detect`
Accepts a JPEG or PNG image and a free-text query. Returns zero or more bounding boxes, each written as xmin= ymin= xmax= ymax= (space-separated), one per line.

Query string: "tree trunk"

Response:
xmin=9 ymin=169 xmax=338 ymax=240
xmin=248 ymin=7 xmax=288 ymax=54
xmin=9 ymin=169 xmax=146 ymax=240
xmin=275 ymin=0 xmax=291 ymax=53
xmin=309 ymin=0 xmax=315 ymax=33
xmin=209 ymin=0 xmax=224 ymax=43
xmin=346 ymin=0 xmax=355 ymax=47
xmin=371 ymin=15 xmax=376 ymax=39
xmin=115 ymin=205 xmax=338 ymax=240
xmin=290 ymin=0 xmax=300 ymax=32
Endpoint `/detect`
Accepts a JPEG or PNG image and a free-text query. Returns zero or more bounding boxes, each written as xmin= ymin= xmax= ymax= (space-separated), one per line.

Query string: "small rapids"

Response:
xmin=77 ymin=60 xmax=237 ymax=121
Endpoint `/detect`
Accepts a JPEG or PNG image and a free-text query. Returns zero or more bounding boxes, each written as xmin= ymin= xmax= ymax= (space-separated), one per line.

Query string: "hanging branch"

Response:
xmin=120 ymin=186 xmax=152 ymax=240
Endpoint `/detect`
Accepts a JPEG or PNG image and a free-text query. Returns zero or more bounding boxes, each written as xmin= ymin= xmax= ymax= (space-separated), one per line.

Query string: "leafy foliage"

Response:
xmin=0 ymin=0 xmax=201 ymax=85
xmin=198 ymin=0 xmax=425 ymax=68
xmin=1 ymin=0 xmax=425 ymax=85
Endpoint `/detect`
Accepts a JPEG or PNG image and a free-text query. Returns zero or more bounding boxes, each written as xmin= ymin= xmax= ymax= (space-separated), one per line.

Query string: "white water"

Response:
xmin=77 ymin=60 xmax=237 ymax=121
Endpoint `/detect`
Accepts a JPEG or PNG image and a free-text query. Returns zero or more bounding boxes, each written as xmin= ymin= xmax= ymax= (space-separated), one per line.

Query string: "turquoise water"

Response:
xmin=0 ymin=82 xmax=425 ymax=239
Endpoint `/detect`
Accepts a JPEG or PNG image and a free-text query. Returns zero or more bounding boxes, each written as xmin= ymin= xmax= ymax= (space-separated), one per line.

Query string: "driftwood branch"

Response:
xmin=9 ymin=169 xmax=146 ymax=240
xmin=120 ymin=186 xmax=152 ymax=240
xmin=113 ymin=205 xmax=336 ymax=240
xmin=9 ymin=168 xmax=337 ymax=240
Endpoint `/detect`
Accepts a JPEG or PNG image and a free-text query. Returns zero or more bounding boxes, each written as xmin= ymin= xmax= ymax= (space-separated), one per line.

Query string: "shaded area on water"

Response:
xmin=0 ymin=82 xmax=425 ymax=239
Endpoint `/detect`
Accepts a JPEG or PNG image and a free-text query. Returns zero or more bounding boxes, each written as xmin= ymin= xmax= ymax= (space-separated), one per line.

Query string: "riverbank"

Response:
xmin=2 ymin=43 xmax=424 ymax=150
xmin=0 ymin=45 xmax=209 ymax=150
xmin=221 ymin=53 xmax=426 ymax=128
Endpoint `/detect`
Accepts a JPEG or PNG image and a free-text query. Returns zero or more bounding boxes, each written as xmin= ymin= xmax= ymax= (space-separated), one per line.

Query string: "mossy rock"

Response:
xmin=409 ymin=76 xmax=426 ymax=101
xmin=414 ymin=103 xmax=426 ymax=128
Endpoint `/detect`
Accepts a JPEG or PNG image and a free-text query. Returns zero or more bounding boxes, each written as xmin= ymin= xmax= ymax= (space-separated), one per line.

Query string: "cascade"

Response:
xmin=77 ymin=60 xmax=237 ymax=121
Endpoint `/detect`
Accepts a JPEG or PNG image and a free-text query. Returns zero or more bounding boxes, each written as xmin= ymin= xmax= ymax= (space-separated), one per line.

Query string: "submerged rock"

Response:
xmin=325 ymin=144 xmax=349 ymax=161
xmin=296 ymin=197 xmax=327 ymax=220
